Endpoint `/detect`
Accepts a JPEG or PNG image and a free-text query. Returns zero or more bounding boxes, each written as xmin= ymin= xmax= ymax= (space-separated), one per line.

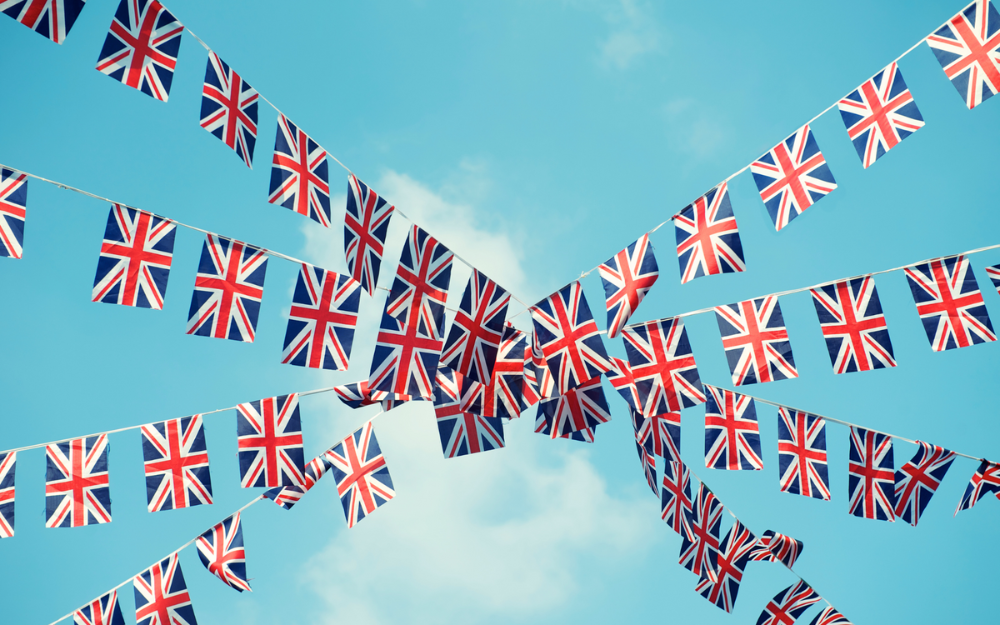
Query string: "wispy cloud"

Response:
xmin=592 ymin=0 xmax=663 ymax=70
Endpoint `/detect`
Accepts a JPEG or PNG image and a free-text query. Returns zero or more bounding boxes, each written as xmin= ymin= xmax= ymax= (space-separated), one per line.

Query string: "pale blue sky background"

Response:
xmin=2 ymin=1 xmax=999 ymax=623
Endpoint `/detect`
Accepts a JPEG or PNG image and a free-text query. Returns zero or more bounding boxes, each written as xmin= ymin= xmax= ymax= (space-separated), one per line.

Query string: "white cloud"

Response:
xmin=593 ymin=0 xmax=663 ymax=70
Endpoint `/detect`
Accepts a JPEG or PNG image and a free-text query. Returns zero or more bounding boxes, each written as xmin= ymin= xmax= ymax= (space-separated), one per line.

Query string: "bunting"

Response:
xmin=95 ymin=0 xmax=183 ymax=101
xmin=368 ymin=309 xmax=444 ymax=400
xmin=439 ymin=270 xmax=510 ymax=384
xmin=660 ymin=460 xmax=693 ymax=538
xmin=695 ymin=520 xmax=757 ymax=613
xmin=715 ymin=296 xmax=798 ymax=386
xmin=894 ymin=441 xmax=955 ymax=526
xmin=535 ymin=376 xmax=612 ymax=437
xmin=810 ymin=607 xmax=855 ymax=625
xmin=433 ymin=368 xmax=505 ymax=458
xmin=133 ymin=554 xmax=197 ymax=625
xmin=1 ymin=0 xmax=88 ymax=44
xmin=73 ymin=590 xmax=125 ymax=625
xmin=679 ymin=483 xmax=723 ymax=582
xmin=200 ymin=52 xmax=258 ymax=168
xmin=186 ymin=234 xmax=268 ymax=343
xmin=748 ymin=530 xmax=804 ymax=568
xmin=140 ymin=415 xmax=213 ymax=512
xmin=955 ymin=459 xmax=1000 ymax=513
xmin=847 ymin=427 xmax=896 ymax=521
xmin=622 ymin=317 xmax=705 ymax=414
xmin=755 ymin=581 xmax=821 ymax=625
xmin=281 ymin=265 xmax=360 ymax=371
xmin=810 ymin=276 xmax=896 ymax=373
xmin=598 ymin=234 xmax=659 ymax=338
xmin=45 ymin=435 xmax=112 ymax=528
xmin=268 ymin=115 xmax=331 ymax=226
xmin=327 ymin=421 xmax=395 ymax=528
xmin=904 ymin=255 xmax=996 ymax=351
xmin=236 ymin=394 xmax=305 ymax=489
xmin=92 ymin=204 xmax=175 ymax=309
xmin=674 ymin=182 xmax=745 ymax=284
xmin=196 ymin=512 xmax=251 ymax=592
xmin=0 ymin=451 xmax=14 ymax=538
xmin=777 ymin=408 xmax=830 ymax=500
xmin=481 ymin=325 xmax=526 ymax=420
xmin=0 ymin=167 xmax=27 ymax=259
xmin=704 ymin=387 xmax=763 ymax=471
xmin=386 ymin=225 xmax=454 ymax=339
xmin=344 ymin=174 xmax=394 ymax=296
xmin=926 ymin=0 xmax=1000 ymax=109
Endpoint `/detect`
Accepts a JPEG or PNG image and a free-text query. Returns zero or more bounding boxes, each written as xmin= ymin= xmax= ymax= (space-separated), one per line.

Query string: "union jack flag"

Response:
xmin=606 ymin=357 xmax=642 ymax=413
xmin=522 ymin=332 xmax=555 ymax=403
xmin=926 ymin=0 xmax=1000 ymax=109
xmin=369 ymin=307 xmax=444 ymax=400
xmin=344 ymin=174 xmax=394 ymax=296
xmin=955 ymin=459 xmax=1000 ymax=514
xmin=434 ymin=369 xmax=505 ymax=458
xmin=522 ymin=346 xmax=541 ymax=408
xmin=777 ymin=407 xmax=830 ymax=500
xmin=904 ymin=255 xmax=996 ymax=351
xmin=533 ymin=410 xmax=597 ymax=442
xmin=92 ymin=204 xmax=175 ymax=309
xmin=186 ymin=234 xmax=268 ymax=342
xmin=482 ymin=325 xmax=526 ymax=419
xmin=838 ymin=62 xmax=924 ymax=168
xmin=141 ymin=415 xmax=212 ymax=512
xmin=986 ymin=263 xmax=1000 ymax=293
xmin=811 ymin=276 xmax=896 ymax=374
xmin=0 ymin=167 xmax=26 ymax=259
xmin=1 ymin=0 xmax=87 ymax=44
xmin=756 ymin=581 xmax=821 ymax=625
xmin=598 ymin=234 xmax=659 ymax=338
xmin=695 ymin=520 xmax=757 ymax=613
xmin=704 ymin=386 xmax=762 ymax=471
xmin=0 ymin=452 xmax=14 ymax=538
xmin=74 ymin=590 xmax=125 ymax=625
xmin=531 ymin=281 xmax=613 ymax=396
xmin=386 ymin=226 xmax=454 ymax=339
xmin=809 ymin=607 xmax=855 ymax=625
xmin=715 ymin=296 xmax=798 ymax=386
xmin=200 ymin=52 xmax=258 ymax=169
xmin=440 ymin=270 xmax=510 ymax=384
xmin=328 ymin=421 xmax=395 ymax=528
xmin=236 ymin=394 xmax=305 ymax=489
xmin=133 ymin=554 xmax=197 ymax=625
xmin=679 ymin=483 xmax=723 ymax=582
xmin=894 ymin=441 xmax=955 ymax=526
xmin=748 ymin=530 xmax=804 ymax=568
xmin=535 ymin=376 xmax=612 ymax=437
xmin=622 ymin=317 xmax=705 ymax=414
xmin=660 ymin=459 xmax=693 ymax=538
xmin=45 ymin=435 xmax=111 ymax=528
xmin=674 ymin=183 xmax=745 ymax=284
xmin=333 ymin=380 xmax=385 ymax=409
xmin=95 ymin=0 xmax=183 ymax=102
xmin=635 ymin=410 xmax=681 ymax=463
xmin=264 ymin=454 xmax=331 ymax=510
xmin=634 ymin=440 xmax=657 ymax=495
xmin=268 ymin=115 xmax=330 ymax=226
xmin=196 ymin=512 xmax=250 ymax=592
xmin=281 ymin=264 xmax=360 ymax=371
xmin=750 ymin=124 xmax=837 ymax=231
xmin=433 ymin=366 xmax=486 ymax=416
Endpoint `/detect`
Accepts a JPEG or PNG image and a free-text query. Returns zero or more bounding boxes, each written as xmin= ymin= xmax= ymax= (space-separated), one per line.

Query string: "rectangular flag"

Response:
xmin=386 ymin=225 xmax=454 ymax=339
xmin=196 ymin=512 xmax=251 ymax=592
xmin=0 ymin=451 xmax=14 ymax=538
xmin=434 ymin=368 xmax=505 ymax=458
xmin=73 ymin=589 xmax=125 ymax=625
xmin=598 ymin=234 xmax=659 ymax=338
xmin=344 ymin=174 xmax=394 ymax=296
xmin=440 ymin=270 xmax=510 ymax=384
xmin=2 ymin=0 xmax=88 ymax=44
xmin=95 ymin=0 xmax=183 ymax=101
xmin=810 ymin=276 xmax=895 ymax=373
xmin=268 ymin=115 xmax=331 ymax=226
xmin=847 ymin=427 xmax=896 ymax=521
xmin=622 ymin=317 xmax=705 ymax=414
xmin=281 ymin=264 xmax=360 ymax=371
xmin=894 ymin=441 xmax=954 ymax=526
xmin=0 ymin=167 xmax=27 ymax=259
xmin=200 ymin=52 xmax=258 ymax=168
xmin=236 ymin=394 xmax=305 ymax=488
xmin=904 ymin=255 xmax=996 ymax=351
xmin=674 ymin=183 xmax=745 ymax=284
xmin=92 ymin=204 xmax=175 ymax=309
xmin=695 ymin=520 xmax=756 ymax=613
xmin=926 ymin=0 xmax=1000 ymax=109
xmin=45 ymin=435 xmax=112 ymax=528
xmin=482 ymin=324 xmax=526 ymax=420
xmin=187 ymin=234 xmax=268 ymax=342
xmin=327 ymin=421 xmax=395 ymax=528
xmin=777 ymin=407 xmax=830 ymax=500
xmin=715 ymin=296 xmax=797 ymax=386
xmin=141 ymin=415 xmax=212 ymax=512
xmin=704 ymin=387 xmax=762 ymax=470
xmin=133 ymin=554 xmax=197 ymax=625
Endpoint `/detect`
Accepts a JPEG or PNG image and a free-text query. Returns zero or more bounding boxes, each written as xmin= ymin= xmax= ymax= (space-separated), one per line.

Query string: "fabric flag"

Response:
xmin=904 ymin=255 xmax=996 ymax=351
xmin=695 ymin=520 xmax=757 ymax=613
xmin=440 ymin=270 xmax=510 ymax=384
xmin=333 ymin=380 xmax=407 ymax=410
xmin=95 ymin=0 xmax=182 ymax=102
xmin=674 ymin=182 xmax=745 ymax=284
xmin=606 ymin=356 xmax=642 ymax=413
xmin=838 ymin=62 xmax=924 ymax=168
xmin=521 ymin=345 xmax=541 ymax=407
xmin=894 ymin=441 xmax=955 ymax=526
xmin=92 ymin=204 xmax=175 ymax=309
xmin=386 ymin=225 xmax=454 ymax=339
xmin=263 ymin=453 xmax=332 ymax=510
xmin=622 ymin=317 xmax=705 ymax=414
xmin=45 ymin=435 xmax=111 ymax=528
xmin=598 ymin=233 xmax=659 ymax=338
xmin=236 ymin=394 xmax=305 ymax=488
xmin=344 ymin=174 xmax=394 ymax=296
xmin=531 ymin=281 xmax=613 ymax=396
xmin=748 ymin=530 xmax=804 ymax=568
xmin=636 ymin=410 xmax=681 ymax=464
xmin=196 ymin=512 xmax=250 ymax=592
xmin=848 ymin=427 xmax=896 ymax=521
xmin=523 ymin=332 xmax=555 ymax=402
xmin=986 ymin=263 xmax=1000 ymax=293
xmin=0 ymin=166 xmax=27 ymax=259
xmin=750 ymin=124 xmax=837 ymax=231
xmin=0 ymin=451 xmax=14 ymax=538
xmin=535 ymin=376 xmax=611 ymax=437
xmin=133 ymin=553 xmax=197 ymax=625
xmin=926 ymin=0 xmax=1000 ymax=109
xmin=777 ymin=407 xmax=830 ymax=500
xmin=679 ymin=483 xmax=723 ymax=582
xmin=660 ymin=459 xmax=693 ymax=538
xmin=268 ymin=115 xmax=331 ymax=226
xmin=433 ymin=365 xmax=487 ymax=424
xmin=200 ymin=52 xmax=258 ymax=168
xmin=810 ymin=607 xmax=855 ymax=625
xmin=368 ymin=308 xmax=444 ymax=400
xmin=281 ymin=264 xmax=360 ymax=371
xmin=756 ymin=581 xmax=821 ymax=625
xmin=704 ymin=387 xmax=762 ymax=471
xmin=533 ymin=410 xmax=597 ymax=442
xmin=482 ymin=324 xmax=526 ymax=420
xmin=140 ymin=415 xmax=212 ymax=512
xmin=74 ymin=589 xmax=125 ymax=625
xmin=634 ymin=439 xmax=657 ymax=495
xmin=1 ymin=0 xmax=87 ymax=44
xmin=810 ymin=276 xmax=896 ymax=374
xmin=433 ymin=368 xmax=505 ymax=458
xmin=715 ymin=296 xmax=797 ymax=386
xmin=186 ymin=234 xmax=268 ymax=342
xmin=327 ymin=421 xmax=395 ymax=528
xmin=955 ymin=459 xmax=1000 ymax=514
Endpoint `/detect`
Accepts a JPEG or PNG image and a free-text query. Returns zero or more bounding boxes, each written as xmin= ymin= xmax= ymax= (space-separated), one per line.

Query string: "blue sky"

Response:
xmin=2 ymin=0 xmax=1000 ymax=623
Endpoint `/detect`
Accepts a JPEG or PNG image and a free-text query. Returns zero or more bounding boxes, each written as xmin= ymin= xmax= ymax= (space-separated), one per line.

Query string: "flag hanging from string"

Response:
xmin=440 ymin=270 xmax=510 ymax=384
xmin=715 ymin=296 xmax=798 ymax=386
xmin=598 ymin=234 xmax=659 ymax=338
xmin=45 ymin=435 xmax=112 ymax=528
xmin=327 ymin=421 xmax=395 ymax=528
xmin=200 ymin=52 xmax=258 ymax=168
xmin=141 ymin=415 xmax=213 ymax=512
xmin=777 ymin=408 xmax=830 ymax=500
xmin=268 ymin=115 xmax=331 ymax=226
xmin=92 ymin=205 xmax=175 ymax=309
xmin=1 ymin=0 xmax=88 ymax=44
xmin=926 ymin=0 xmax=1000 ymax=110
xmin=186 ymin=234 xmax=268 ymax=343
xmin=0 ymin=451 xmax=14 ymax=539
xmin=894 ymin=441 xmax=955 ymax=526
xmin=344 ymin=174 xmax=394 ymax=296
xmin=73 ymin=589 xmax=125 ymax=625
xmin=95 ymin=0 xmax=183 ymax=102
xmin=704 ymin=387 xmax=762 ymax=471
xmin=748 ymin=529 xmax=804 ymax=568
xmin=674 ymin=182 xmax=745 ymax=284
xmin=904 ymin=255 xmax=996 ymax=351
xmin=622 ymin=317 xmax=705 ymax=414
xmin=755 ymin=581 xmax=821 ymax=625
xmin=0 ymin=167 xmax=27 ymax=259
xmin=695 ymin=520 xmax=757 ymax=613
xmin=133 ymin=553 xmax=197 ymax=625
xmin=810 ymin=276 xmax=896 ymax=374
xmin=281 ymin=265 xmax=360 ymax=371
xmin=236 ymin=394 xmax=305 ymax=489
xmin=196 ymin=512 xmax=251 ymax=592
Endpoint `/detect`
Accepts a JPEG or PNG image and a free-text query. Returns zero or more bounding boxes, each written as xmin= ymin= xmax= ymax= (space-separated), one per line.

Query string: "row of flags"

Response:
xmin=0 ymin=398 xmax=395 ymax=536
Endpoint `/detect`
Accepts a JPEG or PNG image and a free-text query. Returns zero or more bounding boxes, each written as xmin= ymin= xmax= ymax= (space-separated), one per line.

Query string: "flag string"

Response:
xmin=702 ymin=383 xmax=987 ymax=463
